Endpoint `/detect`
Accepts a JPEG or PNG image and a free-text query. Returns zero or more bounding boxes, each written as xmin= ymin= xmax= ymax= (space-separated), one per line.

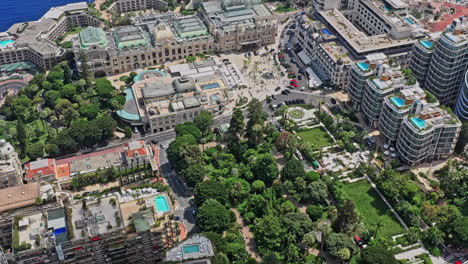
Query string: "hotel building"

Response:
xmin=117 ymin=66 xmax=229 ymax=133
xmin=409 ymin=19 xmax=467 ymax=106
xmin=199 ymin=0 xmax=277 ymax=52
xmin=455 ymin=70 xmax=468 ymax=121
xmin=73 ymin=13 xmax=213 ymax=77
xmin=111 ymin=0 xmax=168 ymax=15
xmin=0 ymin=2 xmax=101 ymax=71
xmin=376 ymin=86 xmax=461 ymax=166
xmin=396 ymin=105 xmax=461 ymax=166
xmin=348 ymin=54 xmax=420 ymax=127
xmin=294 ymin=0 xmax=426 ymax=89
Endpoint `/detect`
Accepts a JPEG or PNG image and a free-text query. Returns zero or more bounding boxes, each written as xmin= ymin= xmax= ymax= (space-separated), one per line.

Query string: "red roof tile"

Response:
xmin=25 ymin=159 xmax=56 ymax=180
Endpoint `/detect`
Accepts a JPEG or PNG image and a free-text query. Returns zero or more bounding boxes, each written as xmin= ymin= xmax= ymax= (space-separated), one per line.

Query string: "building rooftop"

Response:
xmin=201 ymin=0 xmax=273 ymax=31
xmin=0 ymin=182 xmax=39 ymax=212
xmin=409 ymin=107 xmax=460 ymax=131
xmin=79 ymin=27 xmax=109 ymax=49
xmin=141 ymin=81 xmax=175 ymax=99
xmin=172 ymin=16 xmax=209 ymax=38
xmin=56 ymin=146 xmax=125 ymax=176
xmin=43 ymin=2 xmax=88 ymax=20
xmin=112 ymin=26 xmax=149 ymax=49
xmin=319 ymin=9 xmax=415 ymax=54
xmin=165 ymin=234 xmax=215 ymax=262
xmin=25 ymin=159 xmax=56 ymax=180
xmin=132 ymin=209 xmax=155 ymax=233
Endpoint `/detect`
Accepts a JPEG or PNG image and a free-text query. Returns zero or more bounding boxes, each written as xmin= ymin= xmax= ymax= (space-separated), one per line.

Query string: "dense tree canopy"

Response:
xmin=197 ymin=199 xmax=233 ymax=233
xmin=194 ymin=180 xmax=229 ymax=206
xmin=361 ymin=245 xmax=398 ymax=264
xmin=281 ymin=158 xmax=306 ymax=181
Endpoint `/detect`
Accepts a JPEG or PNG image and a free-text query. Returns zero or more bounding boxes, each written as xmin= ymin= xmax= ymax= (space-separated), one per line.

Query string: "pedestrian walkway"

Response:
xmin=289 ymin=89 xmax=331 ymax=98
xmin=231 ymin=208 xmax=261 ymax=262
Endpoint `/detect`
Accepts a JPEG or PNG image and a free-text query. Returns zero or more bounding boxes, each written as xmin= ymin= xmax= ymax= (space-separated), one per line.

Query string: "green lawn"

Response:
xmin=274 ymin=4 xmax=296 ymax=13
xmin=297 ymin=127 xmax=334 ymax=148
xmin=343 ymin=180 xmax=405 ymax=237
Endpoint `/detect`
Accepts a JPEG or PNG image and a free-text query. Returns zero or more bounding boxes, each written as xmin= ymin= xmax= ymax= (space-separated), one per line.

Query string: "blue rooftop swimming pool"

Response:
xmin=321 ymin=28 xmax=332 ymax=35
xmin=384 ymin=4 xmax=393 ymax=11
xmin=183 ymin=245 xmax=200 ymax=254
xmin=357 ymin=62 xmax=370 ymax=71
xmin=154 ymin=195 xmax=170 ymax=212
xmin=0 ymin=39 xmax=14 ymax=47
xmin=411 ymin=117 xmax=426 ymax=129
xmin=420 ymin=40 xmax=433 ymax=49
xmin=404 ymin=17 xmax=415 ymax=25
xmin=391 ymin=97 xmax=406 ymax=107
xmin=201 ymin=82 xmax=220 ymax=90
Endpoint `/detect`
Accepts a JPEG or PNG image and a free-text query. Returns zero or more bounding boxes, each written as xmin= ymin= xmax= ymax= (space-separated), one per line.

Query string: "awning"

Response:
xmin=306 ymin=67 xmax=323 ymax=87
xmin=298 ymin=50 xmax=312 ymax=65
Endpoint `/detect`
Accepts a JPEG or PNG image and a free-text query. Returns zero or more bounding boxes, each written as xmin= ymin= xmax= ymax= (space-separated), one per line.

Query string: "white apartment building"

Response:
xmin=0 ymin=140 xmax=22 ymax=189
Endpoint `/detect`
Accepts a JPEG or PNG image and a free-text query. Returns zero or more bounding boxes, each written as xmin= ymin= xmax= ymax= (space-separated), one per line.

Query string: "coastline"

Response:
xmin=0 ymin=0 xmax=95 ymax=32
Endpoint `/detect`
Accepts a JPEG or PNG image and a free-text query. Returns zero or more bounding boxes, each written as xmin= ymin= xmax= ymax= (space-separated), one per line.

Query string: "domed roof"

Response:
xmin=337 ymin=58 xmax=344 ymax=65
xmin=153 ymin=24 xmax=174 ymax=43
xmin=173 ymin=77 xmax=196 ymax=94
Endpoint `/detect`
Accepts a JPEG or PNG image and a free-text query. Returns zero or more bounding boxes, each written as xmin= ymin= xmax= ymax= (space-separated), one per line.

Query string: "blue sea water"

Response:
xmin=0 ymin=0 xmax=94 ymax=32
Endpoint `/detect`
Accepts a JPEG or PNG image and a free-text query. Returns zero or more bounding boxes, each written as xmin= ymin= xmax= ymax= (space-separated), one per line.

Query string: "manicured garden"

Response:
xmin=297 ymin=127 xmax=334 ymax=148
xmin=343 ymin=180 xmax=405 ymax=237
xmin=289 ymin=109 xmax=304 ymax=119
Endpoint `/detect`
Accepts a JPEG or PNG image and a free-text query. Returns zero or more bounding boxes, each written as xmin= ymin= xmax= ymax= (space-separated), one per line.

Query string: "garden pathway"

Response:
xmin=231 ymin=208 xmax=262 ymax=262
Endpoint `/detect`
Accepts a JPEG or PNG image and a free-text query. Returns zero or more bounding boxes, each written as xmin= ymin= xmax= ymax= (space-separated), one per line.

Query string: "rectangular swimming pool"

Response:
xmin=411 ymin=117 xmax=426 ymax=129
xmin=391 ymin=97 xmax=406 ymax=107
xmin=321 ymin=28 xmax=332 ymax=35
xmin=404 ymin=17 xmax=415 ymax=25
xmin=0 ymin=40 xmax=15 ymax=47
xmin=357 ymin=62 xmax=370 ymax=71
xmin=201 ymin=82 xmax=220 ymax=90
xmin=183 ymin=244 xmax=200 ymax=254
xmin=154 ymin=196 xmax=170 ymax=212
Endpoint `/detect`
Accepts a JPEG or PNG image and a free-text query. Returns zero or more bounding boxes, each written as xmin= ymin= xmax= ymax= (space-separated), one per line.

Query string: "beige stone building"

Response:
xmin=199 ymin=0 xmax=277 ymax=52
xmin=111 ymin=0 xmax=169 ymax=14
xmin=0 ymin=2 xmax=101 ymax=71
xmin=73 ymin=14 xmax=214 ymax=76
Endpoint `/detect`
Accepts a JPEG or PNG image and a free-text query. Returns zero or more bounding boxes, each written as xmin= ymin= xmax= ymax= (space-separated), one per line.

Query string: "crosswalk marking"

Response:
xmin=174 ymin=205 xmax=196 ymax=212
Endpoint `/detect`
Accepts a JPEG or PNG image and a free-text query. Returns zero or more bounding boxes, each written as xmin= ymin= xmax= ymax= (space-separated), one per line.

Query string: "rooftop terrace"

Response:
xmin=319 ymin=9 xmax=415 ymax=54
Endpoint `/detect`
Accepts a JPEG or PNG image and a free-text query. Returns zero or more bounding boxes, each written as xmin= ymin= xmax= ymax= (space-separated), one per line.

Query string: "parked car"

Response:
xmin=271 ymin=94 xmax=276 ymax=100
xmin=354 ymin=236 xmax=365 ymax=247
xmin=330 ymin=98 xmax=337 ymax=104
xmin=298 ymin=75 xmax=303 ymax=80
xmin=290 ymin=79 xmax=299 ymax=83
xmin=174 ymin=216 xmax=180 ymax=220
xmin=275 ymin=87 xmax=281 ymax=91
xmin=290 ymin=83 xmax=299 ymax=88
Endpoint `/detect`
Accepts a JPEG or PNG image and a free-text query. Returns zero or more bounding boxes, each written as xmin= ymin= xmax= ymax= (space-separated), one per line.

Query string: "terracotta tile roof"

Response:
xmin=0 ymin=183 xmax=39 ymax=212
xmin=125 ymin=141 xmax=147 ymax=158
xmin=426 ymin=3 xmax=468 ymax=32
xmin=56 ymin=163 xmax=70 ymax=179
xmin=25 ymin=159 xmax=56 ymax=180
